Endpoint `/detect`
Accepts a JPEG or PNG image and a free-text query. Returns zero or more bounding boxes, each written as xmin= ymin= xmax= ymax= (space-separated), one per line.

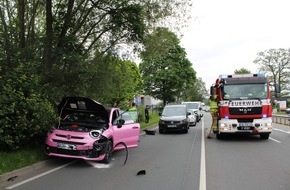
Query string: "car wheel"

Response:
xmin=102 ymin=140 xmax=113 ymax=164
xmin=184 ymin=128 xmax=188 ymax=133
xmin=159 ymin=128 xmax=164 ymax=134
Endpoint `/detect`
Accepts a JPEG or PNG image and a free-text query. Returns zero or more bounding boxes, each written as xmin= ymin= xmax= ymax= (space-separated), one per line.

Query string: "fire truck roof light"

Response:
xmin=219 ymin=73 xmax=265 ymax=79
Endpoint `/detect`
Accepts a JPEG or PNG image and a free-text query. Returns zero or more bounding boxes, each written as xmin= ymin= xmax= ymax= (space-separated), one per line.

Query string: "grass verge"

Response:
xmin=0 ymin=113 xmax=160 ymax=175
xmin=0 ymin=145 xmax=48 ymax=175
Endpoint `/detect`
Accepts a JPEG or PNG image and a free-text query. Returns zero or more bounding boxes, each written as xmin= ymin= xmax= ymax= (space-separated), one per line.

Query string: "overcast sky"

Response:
xmin=181 ymin=0 xmax=290 ymax=90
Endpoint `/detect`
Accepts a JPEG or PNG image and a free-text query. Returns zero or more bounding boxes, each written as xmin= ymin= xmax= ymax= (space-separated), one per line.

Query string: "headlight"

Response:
xmin=90 ymin=130 xmax=102 ymax=138
xmin=180 ymin=119 xmax=188 ymax=123
xmin=220 ymin=123 xmax=226 ymax=128
xmin=159 ymin=120 xmax=165 ymax=124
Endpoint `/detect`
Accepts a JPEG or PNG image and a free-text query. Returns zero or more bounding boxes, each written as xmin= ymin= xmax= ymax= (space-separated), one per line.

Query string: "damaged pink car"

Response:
xmin=45 ymin=97 xmax=140 ymax=163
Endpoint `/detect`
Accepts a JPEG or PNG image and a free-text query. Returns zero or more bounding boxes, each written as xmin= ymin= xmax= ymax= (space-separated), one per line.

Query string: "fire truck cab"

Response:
xmin=210 ymin=73 xmax=272 ymax=139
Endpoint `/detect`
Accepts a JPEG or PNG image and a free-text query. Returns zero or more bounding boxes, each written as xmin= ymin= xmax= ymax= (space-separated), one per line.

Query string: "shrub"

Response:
xmin=0 ymin=63 xmax=57 ymax=150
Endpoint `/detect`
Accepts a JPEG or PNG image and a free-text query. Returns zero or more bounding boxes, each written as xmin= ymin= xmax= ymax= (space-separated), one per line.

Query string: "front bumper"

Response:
xmin=45 ymin=130 xmax=109 ymax=161
xmin=45 ymin=144 xmax=106 ymax=161
xmin=159 ymin=123 xmax=188 ymax=131
xmin=216 ymin=118 xmax=272 ymax=135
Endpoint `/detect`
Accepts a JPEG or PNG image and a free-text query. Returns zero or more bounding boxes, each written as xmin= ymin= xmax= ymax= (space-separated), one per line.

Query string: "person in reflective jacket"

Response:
xmin=208 ymin=95 xmax=218 ymax=138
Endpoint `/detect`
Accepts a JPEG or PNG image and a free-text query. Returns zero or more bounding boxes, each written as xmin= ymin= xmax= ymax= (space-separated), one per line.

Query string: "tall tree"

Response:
xmin=182 ymin=77 xmax=207 ymax=102
xmin=0 ymin=0 xmax=193 ymax=150
xmin=87 ymin=55 xmax=143 ymax=106
xmin=254 ymin=48 xmax=290 ymax=96
xmin=140 ymin=28 xmax=196 ymax=106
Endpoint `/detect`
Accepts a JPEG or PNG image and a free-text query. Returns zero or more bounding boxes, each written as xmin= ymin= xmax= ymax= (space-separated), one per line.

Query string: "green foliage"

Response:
xmin=0 ymin=63 xmax=57 ymax=150
xmin=0 ymin=145 xmax=47 ymax=175
xmin=87 ymin=54 xmax=143 ymax=106
xmin=140 ymin=111 xmax=160 ymax=129
xmin=0 ymin=0 xmax=193 ymax=151
xmin=140 ymin=28 xmax=196 ymax=105
xmin=254 ymin=48 xmax=290 ymax=96
xmin=182 ymin=77 xmax=208 ymax=101
xmin=234 ymin=68 xmax=251 ymax=74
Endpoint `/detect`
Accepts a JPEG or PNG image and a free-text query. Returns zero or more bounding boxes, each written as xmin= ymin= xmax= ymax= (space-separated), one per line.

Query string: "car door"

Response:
xmin=112 ymin=110 xmax=140 ymax=149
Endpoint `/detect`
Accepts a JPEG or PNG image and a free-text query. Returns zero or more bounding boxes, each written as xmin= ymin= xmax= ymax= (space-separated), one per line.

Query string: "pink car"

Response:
xmin=45 ymin=97 xmax=140 ymax=163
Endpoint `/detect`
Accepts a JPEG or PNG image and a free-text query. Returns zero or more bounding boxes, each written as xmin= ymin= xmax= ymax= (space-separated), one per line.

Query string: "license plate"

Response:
xmin=239 ymin=126 xmax=251 ymax=130
xmin=239 ymin=123 xmax=252 ymax=127
xmin=168 ymin=124 xmax=176 ymax=128
xmin=57 ymin=143 xmax=76 ymax=150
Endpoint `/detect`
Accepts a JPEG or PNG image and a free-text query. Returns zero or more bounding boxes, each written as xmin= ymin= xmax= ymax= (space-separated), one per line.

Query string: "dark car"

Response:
xmin=158 ymin=104 xmax=189 ymax=134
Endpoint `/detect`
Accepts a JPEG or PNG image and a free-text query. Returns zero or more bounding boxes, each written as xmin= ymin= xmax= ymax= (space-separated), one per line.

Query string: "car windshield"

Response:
xmin=183 ymin=103 xmax=199 ymax=109
xmin=113 ymin=110 xmax=139 ymax=124
xmin=162 ymin=106 xmax=186 ymax=116
xmin=223 ymin=83 xmax=267 ymax=100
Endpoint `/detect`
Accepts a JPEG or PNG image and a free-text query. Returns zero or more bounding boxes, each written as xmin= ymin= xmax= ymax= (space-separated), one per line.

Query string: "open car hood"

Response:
xmin=57 ymin=97 xmax=109 ymax=123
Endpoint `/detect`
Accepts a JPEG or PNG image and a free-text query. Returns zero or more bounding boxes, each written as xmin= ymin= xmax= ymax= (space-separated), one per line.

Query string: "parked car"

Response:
xmin=188 ymin=109 xmax=197 ymax=126
xmin=181 ymin=101 xmax=203 ymax=122
xmin=158 ymin=104 xmax=189 ymax=134
xmin=45 ymin=97 xmax=140 ymax=163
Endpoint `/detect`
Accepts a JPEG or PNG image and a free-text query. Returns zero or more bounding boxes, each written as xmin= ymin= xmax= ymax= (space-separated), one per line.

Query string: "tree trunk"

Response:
xmin=18 ymin=0 xmax=25 ymax=49
xmin=43 ymin=0 xmax=53 ymax=72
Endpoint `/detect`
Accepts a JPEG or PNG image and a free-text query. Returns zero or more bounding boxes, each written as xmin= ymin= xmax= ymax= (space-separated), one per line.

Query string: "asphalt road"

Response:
xmin=1 ymin=112 xmax=290 ymax=190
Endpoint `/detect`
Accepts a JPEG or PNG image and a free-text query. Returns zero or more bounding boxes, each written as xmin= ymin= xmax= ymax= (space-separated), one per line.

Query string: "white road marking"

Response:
xmin=269 ymin=137 xmax=281 ymax=143
xmin=199 ymin=117 xmax=207 ymax=190
xmin=273 ymin=128 xmax=290 ymax=134
xmin=85 ymin=161 xmax=112 ymax=168
xmin=6 ymin=160 xmax=77 ymax=189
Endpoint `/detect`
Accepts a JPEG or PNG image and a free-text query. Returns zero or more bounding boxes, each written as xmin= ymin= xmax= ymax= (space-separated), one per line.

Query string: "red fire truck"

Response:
xmin=210 ymin=73 xmax=272 ymax=139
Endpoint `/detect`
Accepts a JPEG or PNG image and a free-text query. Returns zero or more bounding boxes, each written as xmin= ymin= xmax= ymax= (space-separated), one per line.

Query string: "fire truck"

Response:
xmin=210 ymin=73 xmax=272 ymax=139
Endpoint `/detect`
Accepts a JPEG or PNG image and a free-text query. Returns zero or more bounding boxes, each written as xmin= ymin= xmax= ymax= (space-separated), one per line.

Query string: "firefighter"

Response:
xmin=128 ymin=102 xmax=138 ymax=122
xmin=208 ymin=95 xmax=218 ymax=138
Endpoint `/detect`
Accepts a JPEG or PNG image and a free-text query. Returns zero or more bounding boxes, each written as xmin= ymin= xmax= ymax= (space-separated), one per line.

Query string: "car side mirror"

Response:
xmin=117 ymin=119 xmax=125 ymax=128
xmin=159 ymin=112 xmax=162 ymax=116
xmin=187 ymin=112 xmax=191 ymax=115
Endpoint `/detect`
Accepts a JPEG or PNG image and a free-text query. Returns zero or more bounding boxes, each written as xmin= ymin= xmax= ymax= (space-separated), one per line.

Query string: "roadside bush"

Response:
xmin=0 ymin=63 xmax=57 ymax=150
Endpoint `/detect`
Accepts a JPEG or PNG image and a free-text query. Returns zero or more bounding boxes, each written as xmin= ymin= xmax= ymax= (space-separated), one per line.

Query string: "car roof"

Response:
xmin=164 ymin=104 xmax=186 ymax=107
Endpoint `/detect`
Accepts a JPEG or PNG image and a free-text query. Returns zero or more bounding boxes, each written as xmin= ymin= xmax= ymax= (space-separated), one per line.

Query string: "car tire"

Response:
xmin=260 ymin=133 xmax=269 ymax=140
xmin=102 ymin=140 xmax=113 ymax=164
xmin=216 ymin=133 xmax=224 ymax=140
xmin=159 ymin=128 xmax=164 ymax=134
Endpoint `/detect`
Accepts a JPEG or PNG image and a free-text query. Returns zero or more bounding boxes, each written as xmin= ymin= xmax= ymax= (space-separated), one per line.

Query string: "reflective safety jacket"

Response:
xmin=209 ymin=99 xmax=218 ymax=113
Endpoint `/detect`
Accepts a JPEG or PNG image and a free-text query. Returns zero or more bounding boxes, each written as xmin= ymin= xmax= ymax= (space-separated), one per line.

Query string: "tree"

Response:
xmin=87 ymin=54 xmax=143 ymax=107
xmin=139 ymin=28 xmax=196 ymax=106
xmin=182 ymin=77 xmax=208 ymax=102
xmin=0 ymin=0 xmax=193 ymax=150
xmin=254 ymin=48 xmax=290 ymax=96
xmin=234 ymin=68 xmax=251 ymax=74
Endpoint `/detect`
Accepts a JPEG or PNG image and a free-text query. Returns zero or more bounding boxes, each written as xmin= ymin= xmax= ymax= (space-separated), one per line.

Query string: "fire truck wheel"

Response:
xmin=260 ymin=133 xmax=270 ymax=140
xmin=216 ymin=133 xmax=224 ymax=140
